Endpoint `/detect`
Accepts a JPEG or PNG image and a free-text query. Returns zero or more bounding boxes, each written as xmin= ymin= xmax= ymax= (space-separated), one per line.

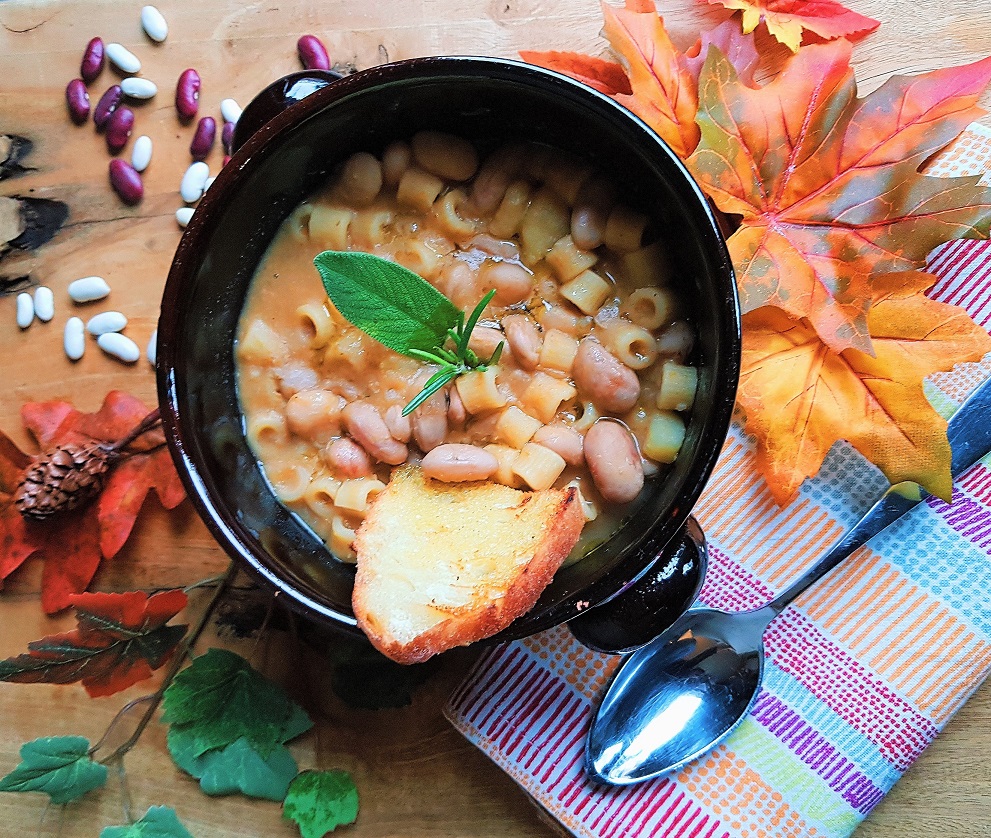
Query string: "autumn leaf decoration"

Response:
xmin=525 ymin=4 xmax=991 ymax=504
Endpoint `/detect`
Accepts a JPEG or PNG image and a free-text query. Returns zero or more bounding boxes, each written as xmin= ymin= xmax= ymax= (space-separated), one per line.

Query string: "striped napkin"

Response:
xmin=445 ymin=123 xmax=991 ymax=838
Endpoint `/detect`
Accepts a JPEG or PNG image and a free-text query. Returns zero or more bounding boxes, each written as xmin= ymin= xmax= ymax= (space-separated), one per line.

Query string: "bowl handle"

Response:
xmin=231 ymin=69 xmax=346 ymax=154
xmin=568 ymin=517 xmax=707 ymax=654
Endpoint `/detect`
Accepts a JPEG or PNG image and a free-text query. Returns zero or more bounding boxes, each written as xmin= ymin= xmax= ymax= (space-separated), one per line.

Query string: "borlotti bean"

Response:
xmin=146 ymin=329 xmax=158 ymax=365
xmin=180 ymin=161 xmax=210 ymax=203
xmin=106 ymin=106 xmax=135 ymax=153
xmin=64 ymin=317 xmax=86 ymax=361
xmin=97 ymin=332 xmax=140 ymax=363
xmin=175 ymin=68 xmax=200 ymax=119
xmin=175 ymin=206 xmax=194 ymax=228
xmin=109 ymin=159 xmax=143 ymax=205
xmin=106 ymin=43 xmax=141 ymax=74
xmin=221 ymin=120 xmax=235 ymax=155
xmin=65 ymin=79 xmax=90 ymax=124
xmin=68 ymin=276 xmax=111 ymax=302
xmin=33 ymin=286 xmax=55 ymax=322
xmin=15 ymin=293 xmax=34 ymax=329
xmin=121 ymin=77 xmax=157 ymax=100
xmin=80 ymin=37 xmax=105 ymax=84
xmin=132 ymin=135 xmax=153 ymax=172
xmin=219 ymin=98 xmax=242 ymax=124
xmin=93 ymin=84 xmax=123 ymax=129
xmin=140 ymin=5 xmax=168 ymax=42
xmin=86 ymin=311 xmax=128 ymax=335
xmin=297 ymin=34 xmax=330 ymax=71
xmin=190 ymin=116 xmax=216 ymax=160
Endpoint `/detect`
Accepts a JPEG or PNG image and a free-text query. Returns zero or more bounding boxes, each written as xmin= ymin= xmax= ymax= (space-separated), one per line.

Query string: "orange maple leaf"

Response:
xmin=688 ymin=40 xmax=991 ymax=355
xmin=707 ymin=0 xmax=880 ymax=52
xmin=738 ymin=272 xmax=991 ymax=505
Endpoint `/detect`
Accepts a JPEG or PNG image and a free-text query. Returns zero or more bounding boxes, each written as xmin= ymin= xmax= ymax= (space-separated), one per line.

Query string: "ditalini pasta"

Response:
xmin=236 ymin=131 xmax=700 ymax=563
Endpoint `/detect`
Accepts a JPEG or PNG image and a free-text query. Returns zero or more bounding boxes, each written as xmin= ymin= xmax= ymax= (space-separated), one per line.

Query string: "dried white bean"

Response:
xmin=146 ymin=329 xmax=157 ymax=365
xmin=219 ymin=97 xmax=242 ymax=124
xmin=121 ymin=77 xmax=157 ymax=99
xmin=68 ymin=276 xmax=111 ymax=302
xmin=15 ymin=292 xmax=33 ymax=329
xmin=33 ymin=286 xmax=54 ymax=322
xmin=180 ymin=161 xmax=210 ymax=203
xmin=175 ymin=206 xmax=194 ymax=228
xmin=140 ymin=5 xmax=168 ymax=42
xmin=87 ymin=311 xmax=128 ymax=335
xmin=106 ymin=43 xmax=141 ymax=74
xmin=97 ymin=332 xmax=140 ymax=363
xmin=203 ymin=176 xmax=216 ymax=192
xmin=64 ymin=317 xmax=85 ymax=361
xmin=131 ymin=135 xmax=153 ymax=172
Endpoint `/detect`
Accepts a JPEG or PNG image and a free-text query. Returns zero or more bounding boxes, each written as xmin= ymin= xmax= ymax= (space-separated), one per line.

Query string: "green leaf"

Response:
xmin=283 ymin=770 xmax=359 ymax=838
xmin=100 ymin=805 xmax=194 ymax=838
xmin=162 ymin=649 xmax=312 ymax=758
xmin=314 ymin=251 xmax=461 ymax=357
xmin=0 ymin=735 xmax=107 ymax=804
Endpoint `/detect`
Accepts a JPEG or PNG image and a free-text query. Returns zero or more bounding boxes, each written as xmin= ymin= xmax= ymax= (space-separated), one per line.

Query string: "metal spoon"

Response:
xmin=586 ymin=375 xmax=991 ymax=785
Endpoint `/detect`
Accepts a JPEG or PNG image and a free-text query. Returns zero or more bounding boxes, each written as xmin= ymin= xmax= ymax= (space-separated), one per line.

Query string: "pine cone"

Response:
xmin=13 ymin=441 xmax=116 ymax=520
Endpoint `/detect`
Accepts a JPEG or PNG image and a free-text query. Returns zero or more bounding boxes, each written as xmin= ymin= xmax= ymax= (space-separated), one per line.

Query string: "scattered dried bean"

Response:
xmin=189 ymin=116 xmax=216 ymax=160
xmin=106 ymin=43 xmax=141 ymax=74
xmin=140 ymin=5 xmax=168 ymax=42
xmin=175 ymin=206 xmax=194 ymax=228
xmin=180 ymin=161 xmax=209 ymax=202
xmin=106 ymin=106 xmax=135 ymax=153
xmin=297 ymin=34 xmax=330 ymax=70
xmin=175 ymin=68 xmax=200 ymax=119
xmin=219 ymin=98 xmax=242 ymax=124
xmin=65 ymin=79 xmax=90 ymax=124
xmin=33 ymin=286 xmax=54 ymax=322
xmin=203 ymin=176 xmax=216 ymax=192
xmin=121 ymin=77 xmax=157 ymax=99
xmin=86 ymin=311 xmax=127 ymax=335
xmin=109 ymin=159 xmax=143 ymax=204
xmin=146 ymin=329 xmax=157 ymax=365
xmin=68 ymin=276 xmax=111 ymax=302
xmin=93 ymin=84 xmax=123 ymax=129
xmin=80 ymin=37 xmax=105 ymax=83
xmin=97 ymin=332 xmax=140 ymax=363
xmin=64 ymin=317 xmax=85 ymax=361
xmin=131 ymin=135 xmax=153 ymax=172
xmin=15 ymin=293 xmax=33 ymax=329
xmin=221 ymin=120 xmax=235 ymax=154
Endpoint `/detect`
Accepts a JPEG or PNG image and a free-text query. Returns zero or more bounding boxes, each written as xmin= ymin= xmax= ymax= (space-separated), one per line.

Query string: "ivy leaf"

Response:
xmin=100 ymin=805 xmax=194 ymax=838
xmin=0 ymin=590 xmax=188 ymax=697
xmin=707 ymin=0 xmax=880 ymax=52
xmin=0 ymin=736 xmax=107 ymax=804
xmin=162 ymin=649 xmax=311 ymax=758
xmin=314 ymin=251 xmax=461 ymax=358
xmin=283 ymin=770 xmax=359 ymax=838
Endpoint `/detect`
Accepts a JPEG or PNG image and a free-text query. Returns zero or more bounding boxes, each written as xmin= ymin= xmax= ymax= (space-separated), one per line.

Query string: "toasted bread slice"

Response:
xmin=352 ymin=464 xmax=583 ymax=664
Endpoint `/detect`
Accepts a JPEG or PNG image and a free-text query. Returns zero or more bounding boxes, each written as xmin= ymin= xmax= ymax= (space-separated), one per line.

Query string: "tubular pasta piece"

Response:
xmin=334 ymin=477 xmax=387 ymax=516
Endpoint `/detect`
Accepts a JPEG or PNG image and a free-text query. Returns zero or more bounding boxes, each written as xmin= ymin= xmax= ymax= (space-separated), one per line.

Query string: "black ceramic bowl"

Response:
xmin=157 ymin=56 xmax=740 ymax=653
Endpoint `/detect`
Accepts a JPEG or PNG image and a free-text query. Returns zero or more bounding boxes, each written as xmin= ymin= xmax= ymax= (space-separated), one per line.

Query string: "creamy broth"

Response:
xmin=235 ymin=132 xmax=698 ymax=564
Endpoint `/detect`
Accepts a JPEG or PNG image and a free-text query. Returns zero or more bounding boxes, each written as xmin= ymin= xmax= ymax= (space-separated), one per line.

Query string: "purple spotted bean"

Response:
xmin=93 ymin=84 xmax=122 ymax=129
xmin=221 ymin=120 xmax=235 ymax=155
xmin=109 ymin=159 xmax=143 ymax=205
xmin=175 ymin=68 xmax=200 ymax=120
xmin=189 ymin=116 xmax=216 ymax=160
xmin=65 ymin=79 xmax=90 ymax=124
xmin=106 ymin=106 xmax=134 ymax=153
xmin=80 ymin=37 xmax=104 ymax=84
xmin=297 ymin=34 xmax=330 ymax=70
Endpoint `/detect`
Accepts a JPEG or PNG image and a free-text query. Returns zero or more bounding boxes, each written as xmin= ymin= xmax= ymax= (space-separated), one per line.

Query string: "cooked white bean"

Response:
xmin=411 ymin=130 xmax=478 ymax=181
xmin=422 ymin=444 xmax=498 ymax=482
xmin=140 ymin=5 xmax=168 ymax=42
xmin=87 ymin=311 xmax=128 ymax=335
xmin=146 ymin=329 xmax=157 ymax=365
xmin=97 ymin=332 xmax=140 ymax=363
xmin=447 ymin=384 xmax=467 ymax=427
xmin=411 ymin=386 xmax=448 ymax=452
xmin=324 ymin=437 xmax=374 ymax=478
xmin=33 ymin=286 xmax=54 ymax=322
xmin=106 ymin=43 xmax=141 ymax=74
xmin=336 ymin=152 xmax=383 ymax=207
xmin=384 ymin=404 xmax=411 ymax=443
xmin=68 ymin=276 xmax=111 ymax=302
xmin=342 ymin=401 xmax=408 ymax=465
xmin=121 ymin=77 xmax=157 ymax=99
xmin=656 ymin=320 xmax=696 ymax=363
xmin=584 ymin=420 xmax=644 ymax=504
xmin=220 ymin=97 xmax=242 ymax=124
xmin=15 ymin=292 xmax=33 ymax=329
xmin=203 ymin=176 xmax=216 ymax=192
xmin=502 ymin=313 xmax=541 ymax=371
xmin=131 ymin=135 xmax=153 ymax=172
xmin=180 ymin=161 xmax=210 ymax=203
xmin=468 ymin=325 xmax=504 ymax=359
xmin=572 ymin=338 xmax=640 ymax=413
xmin=176 ymin=206 xmax=194 ymax=228
xmin=533 ymin=424 xmax=584 ymax=466
xmin=64 ymin=317 xmax=85 ymax=361
xmin=479 ymin=260 xmax=533 ymax=306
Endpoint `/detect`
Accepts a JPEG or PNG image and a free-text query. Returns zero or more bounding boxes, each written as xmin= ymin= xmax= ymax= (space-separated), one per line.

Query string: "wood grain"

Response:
xmin=1 ymin=0 xmax=991 ymax=835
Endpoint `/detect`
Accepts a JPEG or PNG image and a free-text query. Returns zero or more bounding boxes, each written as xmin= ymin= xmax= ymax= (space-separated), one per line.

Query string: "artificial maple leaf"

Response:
xmin=688 ymin=40 xmax=991 ymax=355
xmin=0 ymin=736 xmax=107 ymax=804
xmin=0 ymin=589 xmax=189 ymax=697
xmin=737 ymin=271 xmax=991 ymax=504
xmin=516 ymin=50 xmax=632 ymax=96
xmin=0 ymin=391 xmax=186 ymax=613
xmin=707 ymin=0 xmax=880 ymax=52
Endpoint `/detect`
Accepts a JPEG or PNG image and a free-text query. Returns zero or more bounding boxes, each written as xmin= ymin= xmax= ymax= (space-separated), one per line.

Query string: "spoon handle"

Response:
xmin=768 ymin=375 xmax=991 ymax=613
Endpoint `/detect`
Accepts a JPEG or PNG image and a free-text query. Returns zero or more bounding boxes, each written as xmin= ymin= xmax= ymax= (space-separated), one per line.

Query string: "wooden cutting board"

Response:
xmin=1 ymin=0 xmax=991 ymax=835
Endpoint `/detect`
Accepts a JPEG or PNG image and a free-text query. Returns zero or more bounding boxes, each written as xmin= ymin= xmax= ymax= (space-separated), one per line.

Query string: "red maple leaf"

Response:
xmin=0 ymin=589 xmax=189 ymax=697
xmin=707 ymin=0 xmax=880 ymax=52
xmin=0 ymin=391 xmax=186 ymax=613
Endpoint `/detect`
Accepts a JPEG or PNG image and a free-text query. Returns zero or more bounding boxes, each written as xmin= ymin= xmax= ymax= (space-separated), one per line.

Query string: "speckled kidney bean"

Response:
xmin=106 ymin=106 xmax=134 ymax=153
xmin=80 ymin=37 xmax=104 ymax=84
xmin=297 ymin=34 xmax=330 ymax=70
xmin=65 ymin=79 xmax=90 ymax=124
xmin=93 ymin=84 xmax=122 ymax=129
xmin=341 ymin=401 xmax=408 ymax=465
xmin=189 ymin=116 xmax=216 ymax=160
xmin=175 ymin=68 xmax=200 ymax=119
xmin=584 ymin=419 xmax=644 ymax=504
xmin=324 ymin=437 xmax=373 ymax=478
xmin=221 ymin=120 xmax=235 ymax=155
xmin=109 ymin=159 xmax=143 ymax=204
xmin=572 ymin=338 xmax=640 ymax=413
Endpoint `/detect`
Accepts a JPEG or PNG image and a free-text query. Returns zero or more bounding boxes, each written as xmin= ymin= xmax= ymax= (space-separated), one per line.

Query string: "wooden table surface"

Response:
xmin=2 ymin=0 xmax=991 ymax=835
